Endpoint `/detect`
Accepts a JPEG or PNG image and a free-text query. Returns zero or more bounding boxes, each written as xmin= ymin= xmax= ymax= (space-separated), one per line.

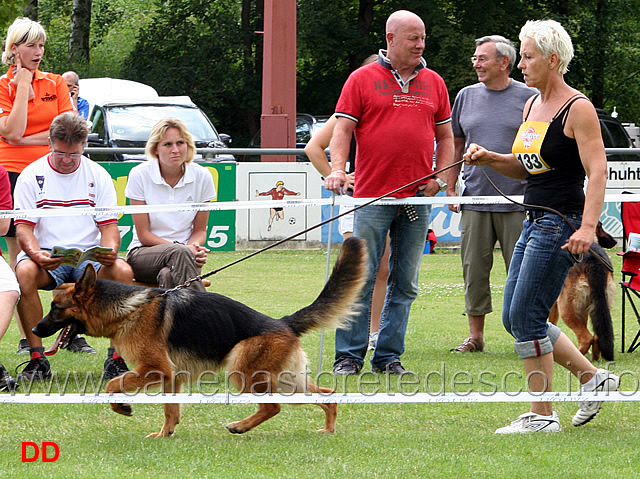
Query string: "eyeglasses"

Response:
xmin=470 ymin=55 xmax=496 ymax=64
xmin=51 ymin=151 xmax=82 ymax=161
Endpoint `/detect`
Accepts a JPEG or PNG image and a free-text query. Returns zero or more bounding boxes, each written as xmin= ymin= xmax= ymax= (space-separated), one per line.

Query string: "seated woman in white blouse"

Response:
xmin=125 ymin=118 xmax=215 ymax=291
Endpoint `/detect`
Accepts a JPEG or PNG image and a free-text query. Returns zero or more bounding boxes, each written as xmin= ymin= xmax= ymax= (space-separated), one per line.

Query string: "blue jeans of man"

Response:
xmin=502 ymin=213 xmax=581 ymax=359
xmin=334 ymin=200 xmax=431 ymax=370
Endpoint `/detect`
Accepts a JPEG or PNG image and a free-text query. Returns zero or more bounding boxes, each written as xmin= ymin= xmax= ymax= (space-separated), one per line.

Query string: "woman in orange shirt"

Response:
xmin=0 ymin=17 xmax=73 ymax=351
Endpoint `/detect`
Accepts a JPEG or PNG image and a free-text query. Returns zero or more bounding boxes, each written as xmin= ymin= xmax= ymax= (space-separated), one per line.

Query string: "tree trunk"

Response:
xmin=350 ymin=0 xmax=375 ymax=71
xmin=590 ymin=0 xmax=607 ymax=108
xmin=23 ymin=0 xmax=38 ymax=20
xmin=69 ymin=0 xmax=92 ymax=63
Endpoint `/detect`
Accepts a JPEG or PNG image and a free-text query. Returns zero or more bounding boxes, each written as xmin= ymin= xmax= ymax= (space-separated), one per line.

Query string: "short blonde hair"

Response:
xmin=2 ymin=17 xmax=46 ymax=65
xmin=519 ymin=19 xmax=574 ymax=75
xmin=145 ymin=118 xmax=196 ymax=164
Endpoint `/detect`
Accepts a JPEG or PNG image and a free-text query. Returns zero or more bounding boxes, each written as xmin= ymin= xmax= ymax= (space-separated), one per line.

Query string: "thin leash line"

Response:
xmin=473 ymin=161 xmax=613 ymax=272
xmin=161 ymin=159 xmax=466 ymax=294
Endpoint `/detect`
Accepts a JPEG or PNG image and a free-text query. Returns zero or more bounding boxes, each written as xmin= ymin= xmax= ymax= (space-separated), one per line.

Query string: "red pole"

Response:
xmin=260 ymin=0 xmax=296 ymax=162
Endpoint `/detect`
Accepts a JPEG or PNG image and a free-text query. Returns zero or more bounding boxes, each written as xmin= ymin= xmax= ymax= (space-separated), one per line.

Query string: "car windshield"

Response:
xmin=106 ymin=105 xmax=219 ymax=142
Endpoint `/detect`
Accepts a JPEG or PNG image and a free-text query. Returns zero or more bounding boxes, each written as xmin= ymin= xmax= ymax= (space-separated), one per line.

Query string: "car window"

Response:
xmin=105 ymin=105 xmax=219 ymax=142
xmin=296 ymin=118 xmax=312 ymax=144
xmin=89 ymin=108 xmax=106 ymax=140
xmin=600 ymin=122 xmax=614 ymax=148
xmin=604 ymin=119 xmax=631 ymax=148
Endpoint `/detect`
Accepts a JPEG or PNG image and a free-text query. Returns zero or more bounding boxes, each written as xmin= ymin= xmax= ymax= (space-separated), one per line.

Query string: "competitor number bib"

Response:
xmin=512 ymin=121 xmax=552 ymax=174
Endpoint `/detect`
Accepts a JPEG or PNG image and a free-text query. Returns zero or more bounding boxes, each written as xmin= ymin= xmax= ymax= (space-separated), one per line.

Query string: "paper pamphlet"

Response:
xmin=50 ymin=245 xmax=113 ymax=267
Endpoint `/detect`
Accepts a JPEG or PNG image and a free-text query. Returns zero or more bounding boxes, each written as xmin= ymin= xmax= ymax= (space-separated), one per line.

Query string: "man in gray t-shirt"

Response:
xmin=447 ymin=35 xmax=537 ymax=353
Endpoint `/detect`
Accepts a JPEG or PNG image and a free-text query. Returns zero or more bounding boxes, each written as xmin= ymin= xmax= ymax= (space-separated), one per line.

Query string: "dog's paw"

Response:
xmin=225 ymin=422 xmax=248 ymax=434
xmin=145 ymin=431 xmax=174 ymax=438
xmin=110 ymin=403 xmax=133 ymax=416
xmin=317 ymin=427 xmax=336 ymax=434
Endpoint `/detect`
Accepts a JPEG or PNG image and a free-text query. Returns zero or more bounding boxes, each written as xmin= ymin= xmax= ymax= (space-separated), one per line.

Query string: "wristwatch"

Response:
xmin=434 ymin=177 xmax=447 ymax=192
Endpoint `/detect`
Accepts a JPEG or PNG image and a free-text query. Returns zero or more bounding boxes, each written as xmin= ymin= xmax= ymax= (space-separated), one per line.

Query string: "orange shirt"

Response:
xmin=0 ymin=67 xmax=73 ymax=173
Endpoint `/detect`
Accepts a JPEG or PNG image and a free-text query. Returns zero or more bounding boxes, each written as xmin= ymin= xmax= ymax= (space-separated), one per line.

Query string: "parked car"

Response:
xmin=79 ymin=78 xmax=233 ymax=162
xmin=598 ymin=108 xmax=640 ymax=194
xmin=242 ymin=113 xmax=330 ymax=161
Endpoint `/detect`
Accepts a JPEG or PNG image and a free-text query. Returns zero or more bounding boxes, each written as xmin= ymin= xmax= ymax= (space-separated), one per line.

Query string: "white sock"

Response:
xmin=582 ymin=369 xmax=604 ymax=392
xmin=533 ymin=413 xmax=555 ymax=419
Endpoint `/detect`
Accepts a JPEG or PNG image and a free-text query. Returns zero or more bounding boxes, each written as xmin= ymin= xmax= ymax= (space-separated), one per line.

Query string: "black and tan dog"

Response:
xmin=548 ymin=223 xmax=617 ymax=361
xmin=33 ymin=237 xmax=367 ymax=437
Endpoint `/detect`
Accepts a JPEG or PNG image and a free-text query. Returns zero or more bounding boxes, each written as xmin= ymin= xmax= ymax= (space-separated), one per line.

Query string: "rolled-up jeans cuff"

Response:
xmin=546 ymin=322 xmax=562 ymax=345
xmin=514 ymin=335 xmax=554 ymax=359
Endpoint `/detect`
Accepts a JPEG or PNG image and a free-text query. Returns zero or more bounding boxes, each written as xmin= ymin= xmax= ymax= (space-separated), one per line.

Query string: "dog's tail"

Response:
xmin=282 ymin=236 xmax=368 ymax=336
xmin=586 ymin=244 xmax=615 ymax=361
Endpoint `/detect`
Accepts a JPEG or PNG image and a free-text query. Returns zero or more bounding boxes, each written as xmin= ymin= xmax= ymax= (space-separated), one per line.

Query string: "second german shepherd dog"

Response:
xmin=548 ymin=223 xmax=617 ymax=361
xmin=33 ymin=237 xmax=367 ymax=437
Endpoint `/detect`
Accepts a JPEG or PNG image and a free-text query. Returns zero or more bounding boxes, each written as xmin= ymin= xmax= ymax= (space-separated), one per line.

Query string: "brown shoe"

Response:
xmin=450 ymin=337 xmax=484 ymax=353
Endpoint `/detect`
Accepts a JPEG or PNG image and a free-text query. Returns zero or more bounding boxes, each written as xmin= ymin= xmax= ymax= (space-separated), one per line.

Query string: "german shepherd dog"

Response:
xmin=33 ymin=237 xmax=367 ymax=437
xmin=548 ymin=223 xmax=617 ymax=361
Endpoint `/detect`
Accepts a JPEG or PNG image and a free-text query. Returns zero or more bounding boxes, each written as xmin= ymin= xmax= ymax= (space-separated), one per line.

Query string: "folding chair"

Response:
xmin=618 ymin=194 xmax=640 ymax=352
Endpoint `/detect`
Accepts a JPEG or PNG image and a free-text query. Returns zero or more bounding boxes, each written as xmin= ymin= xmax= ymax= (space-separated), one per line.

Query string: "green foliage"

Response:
xmin=0 ymin=1 xmax=27 ymax=34
xmin=5 ymin=0 xmax=640 ymax=142
xmin=86 ymin=0 xmax=156 ymax=78
xmin=122 ymin=0 xmax=260 ymax=146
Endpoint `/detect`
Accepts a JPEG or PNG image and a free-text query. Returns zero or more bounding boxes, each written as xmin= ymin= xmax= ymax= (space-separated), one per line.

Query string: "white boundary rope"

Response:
xmin=0 ymin=391 xmax=638 ymax=404
xmin=0 ymin=193 xmax=637 ymax=219
xmin=2 ymin=194 xmax=639 ymax=406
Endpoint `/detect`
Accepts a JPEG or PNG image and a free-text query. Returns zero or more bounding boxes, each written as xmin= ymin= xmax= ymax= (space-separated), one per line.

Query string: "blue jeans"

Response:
xmin=334 ymin=200 xmax=431 ymax=370
xmin=16 ymin=250 xmax=102 ymax=290
xmin=503 ymin=213 xmax=580 ymax=359
xmin=46 ymin=260 xmax=103 ymax=289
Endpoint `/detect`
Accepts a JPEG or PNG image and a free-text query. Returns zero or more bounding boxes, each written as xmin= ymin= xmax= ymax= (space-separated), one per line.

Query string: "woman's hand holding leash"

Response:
xmin=463 ymin=143 xmax=490 ymax=165
xmin=562 ymin=225 xmax=596 ymax=255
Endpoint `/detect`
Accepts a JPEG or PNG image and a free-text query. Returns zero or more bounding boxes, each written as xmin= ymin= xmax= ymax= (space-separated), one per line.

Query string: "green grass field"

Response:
xmin=1 ymin=247 xmax=638 ymax=478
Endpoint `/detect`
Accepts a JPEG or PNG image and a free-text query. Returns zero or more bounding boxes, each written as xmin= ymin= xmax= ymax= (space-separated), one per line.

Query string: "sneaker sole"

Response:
xmin=573 ymin=376 xmax=621 ymax=427
xmin=495 ymin=424 xmax=561 ymax=434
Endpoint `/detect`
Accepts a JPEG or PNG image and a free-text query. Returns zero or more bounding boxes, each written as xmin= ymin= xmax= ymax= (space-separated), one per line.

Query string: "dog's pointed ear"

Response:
xmin=75 ymin=263 xmax=98 ymax=296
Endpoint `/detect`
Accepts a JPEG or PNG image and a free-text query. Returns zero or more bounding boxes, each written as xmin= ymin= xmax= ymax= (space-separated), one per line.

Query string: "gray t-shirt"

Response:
xmin=451 ymin=79 xmax=537 ymax=212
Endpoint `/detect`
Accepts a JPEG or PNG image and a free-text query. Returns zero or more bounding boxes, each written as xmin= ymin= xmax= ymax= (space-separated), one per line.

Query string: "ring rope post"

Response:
xmin=318 ymin=191 xmax=337 ymax=373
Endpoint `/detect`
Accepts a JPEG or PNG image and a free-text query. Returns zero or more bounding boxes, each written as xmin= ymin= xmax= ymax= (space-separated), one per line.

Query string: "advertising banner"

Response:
xmin=100 ymin=162 xmax=236 ymax=251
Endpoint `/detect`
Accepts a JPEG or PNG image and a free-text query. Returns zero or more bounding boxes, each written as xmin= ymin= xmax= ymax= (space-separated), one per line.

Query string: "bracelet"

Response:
xmin=328 ymin=170 xmax=346 ymax=176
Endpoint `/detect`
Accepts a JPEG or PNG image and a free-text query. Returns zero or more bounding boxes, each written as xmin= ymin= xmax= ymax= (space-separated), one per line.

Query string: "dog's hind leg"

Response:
xmin=225 ymin=369 xmax=282 ymax=434
xmin=557 ymin=299 xmax=593 ymax=358
xmin=226 ymin=403 xmax=282 ymax=434
xmin=591 ymin=335 xmax=601 ymax=362
xmin=306 ymin=381 xmax=337 ymax=433
xmin=548 ymin=302 xmax=560 ymax=325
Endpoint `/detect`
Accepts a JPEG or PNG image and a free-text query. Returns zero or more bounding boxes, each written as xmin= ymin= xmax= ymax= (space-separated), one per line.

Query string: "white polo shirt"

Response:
xmin=125 ymin=159 xmax=216 ymax=249
xmin=14 ymin=154 xmax=118 ymax=250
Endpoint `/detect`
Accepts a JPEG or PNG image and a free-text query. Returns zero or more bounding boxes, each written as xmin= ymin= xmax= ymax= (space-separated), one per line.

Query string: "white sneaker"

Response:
xmin=367 ymin=331 xmax=379 ymax=351
xmin=495 ymin=412 xmax=561 ymax=434
xmin=572 ymin=369 xmax=620 ymax=426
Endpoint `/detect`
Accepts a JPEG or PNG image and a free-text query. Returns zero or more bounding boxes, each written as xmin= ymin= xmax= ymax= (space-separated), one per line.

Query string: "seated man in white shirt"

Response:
xmin=13 ymin=112 xmax=133 ymax=382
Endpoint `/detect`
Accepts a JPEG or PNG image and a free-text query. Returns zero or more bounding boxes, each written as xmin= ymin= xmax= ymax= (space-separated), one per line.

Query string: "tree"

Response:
xmin=28 ymin=0 xmax=640 ymax=141
xmin=124 ymin=0 xmax=260 ymax=145
xmin=1 ymin=0 xmax=30 ymax=32
xmin=68 ymin=0 xmax=92 ymax=64
xmin=23 ymin=0 xmax=38 ymax=20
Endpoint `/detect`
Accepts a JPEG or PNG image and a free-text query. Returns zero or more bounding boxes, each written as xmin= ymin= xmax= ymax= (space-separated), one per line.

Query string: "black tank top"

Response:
xmin=523 ymin=94 xmax=587 ymax=214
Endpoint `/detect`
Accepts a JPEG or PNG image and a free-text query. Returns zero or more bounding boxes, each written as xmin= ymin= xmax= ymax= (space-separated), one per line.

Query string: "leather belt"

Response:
xmin=525 ymin=210 xmax=546 ymax=221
